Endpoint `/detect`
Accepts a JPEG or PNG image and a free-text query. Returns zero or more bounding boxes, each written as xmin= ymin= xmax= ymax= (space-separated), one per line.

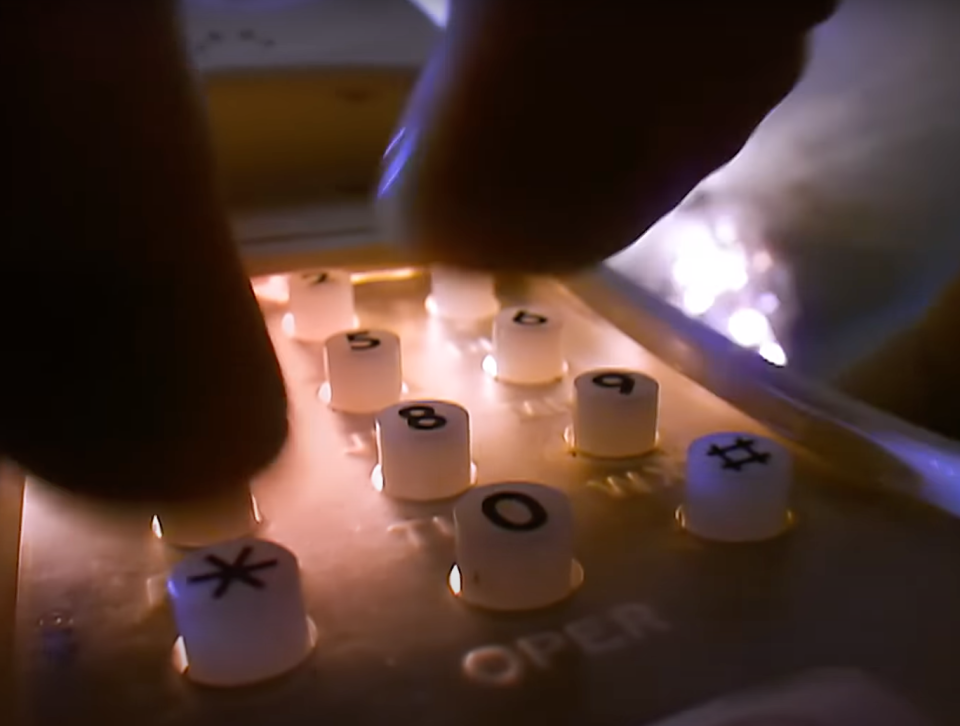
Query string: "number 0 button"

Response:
xmin=450 ymin=482 xmax=583 ymax=611
xmin=322 ymin=329 xmax=402 ymax=413
xmin=373 ymin=400 xmax=474 ymax=501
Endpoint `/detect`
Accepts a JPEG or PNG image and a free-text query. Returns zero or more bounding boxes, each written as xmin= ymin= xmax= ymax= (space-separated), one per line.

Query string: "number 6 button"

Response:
xmin=322 ymin=329 xmax=403 ymax=413
xmin=570 ymin=369 xmax=659 ymax=458
xmin=489 ymin=306 xmax=565 ymax=384
xmin=449 ymin=482 xmax=583 ymax=611
xmin=373 ymin=400 xmax=474 ymax=501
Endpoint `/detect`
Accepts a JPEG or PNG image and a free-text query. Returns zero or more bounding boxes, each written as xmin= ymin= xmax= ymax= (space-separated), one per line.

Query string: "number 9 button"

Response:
xmin=323 ymin=329 xmax=403 ymax=413
xmin=571 ymin=369 xmax=659 ymax=458
xmin=451 ymin=482 xmax=582 ymax=611
xmin=374 ymin=400 xmax=473 ymax=501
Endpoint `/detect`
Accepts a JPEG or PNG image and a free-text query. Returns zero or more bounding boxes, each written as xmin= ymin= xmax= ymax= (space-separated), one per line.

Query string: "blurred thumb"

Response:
xmin=378 ymin=0 xmax=837 ymax=272
xmin=0 ymin=3 xmax=288 ymax=503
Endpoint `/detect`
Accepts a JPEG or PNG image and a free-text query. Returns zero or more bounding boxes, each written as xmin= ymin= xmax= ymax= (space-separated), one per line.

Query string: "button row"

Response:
xmin=284 ymin=268 xmax=572 ymax=390
xmin=320 ymin=306 xmax=570 ymax=418
xmin=322 ymin=328 xmax=661 ymax=463
xmin=167 ymin=478 xmax=580 ymax=687
xmin=167 ymin=427 xmax=793 ymax=688
xmin=369 ymin=386 xmax=660 ymax=503
xmin=372 ymin=415 xmax=794 ymax=542
xmin=284 ymin=266 xmax=501 ymax=346
xmin=284 ymin=267 xmax=565 ymax=386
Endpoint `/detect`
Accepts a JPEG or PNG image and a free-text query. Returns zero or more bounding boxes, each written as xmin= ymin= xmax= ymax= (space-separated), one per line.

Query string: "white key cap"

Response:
xmin=250 ymin=275 xmax=289 ymax=307
xmin=374 ymin=401 xmax=472 ymax=501
xmin=152 ymin=487 xmax=260 ymax=549
xmin=323 ymin=329 xmax=402 ymax=413
xmin=491 ymin=306 xmax=564 ymax=384
xmin=571 ymin=369 xmax=659 ymax=458
xmin=287 ymin=269 xmax=355 ymax=342
xmin=451 ymin=482 xmax=581 ymax=611
xmin=682 ymin=432 xmax=793 ymax=542
xmin=167 ymin=537 xmax=314 ymax=687
xmin=427 ymin=265 xmax=499 ymax=321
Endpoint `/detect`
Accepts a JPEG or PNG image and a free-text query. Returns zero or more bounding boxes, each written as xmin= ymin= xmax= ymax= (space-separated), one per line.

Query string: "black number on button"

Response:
xmin=346 ymin=330 xmax=380 ymax=350
xmin=304 ymin=272 xmax=328 ymax=285
xmin=512 ymin=310 xmax=548 ymax=326
xmin=482 ymin=491 xmax=548 ymax=531
xmin=398 ymin=405 xmax=447 ymax=431
xmin=592 ymin=372 xmax=635 ymax=395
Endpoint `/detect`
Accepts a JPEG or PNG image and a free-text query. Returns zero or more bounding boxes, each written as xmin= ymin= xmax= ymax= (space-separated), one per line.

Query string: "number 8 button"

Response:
xmin=373 ymin=400 xmax=473 ymax=501
xmin=450 ymin=482 xmax=582 ymax=611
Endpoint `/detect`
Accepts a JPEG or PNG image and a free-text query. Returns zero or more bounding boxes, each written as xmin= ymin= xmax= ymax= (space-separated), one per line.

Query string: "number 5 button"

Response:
xmin=570 ymin=369 xmax=659 ymax=458
xmin=322 ymin=329 xmax=403 ymax=413
xmin=373 ymin=400 xmax=474 ymax=501
xmin=450 ymin=482 xmax=583 ymax=611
